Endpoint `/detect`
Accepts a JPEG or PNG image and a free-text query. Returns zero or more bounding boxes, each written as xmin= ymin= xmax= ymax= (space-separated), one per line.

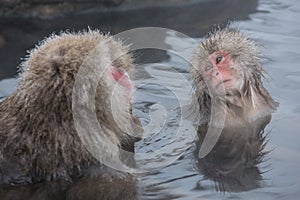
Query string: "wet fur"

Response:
xmin=190 ymin=28 xmax=278 ymax=126
xmin=190 ymin=29 xmax=277 ymax=191
xmin=0 ymin=30 xmax=142 ymax=184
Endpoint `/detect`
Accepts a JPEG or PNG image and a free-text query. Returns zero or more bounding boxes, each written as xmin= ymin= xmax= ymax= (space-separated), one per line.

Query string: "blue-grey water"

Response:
xmin=0 ymin=0 xmax=300 ymax=199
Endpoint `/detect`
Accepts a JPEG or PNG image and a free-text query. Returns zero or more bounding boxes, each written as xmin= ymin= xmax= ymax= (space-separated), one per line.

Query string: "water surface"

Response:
xmin=133 ymin=0 xmax=300 ymax=199
xmin=0 ymin=0 xmax=300 ymax=199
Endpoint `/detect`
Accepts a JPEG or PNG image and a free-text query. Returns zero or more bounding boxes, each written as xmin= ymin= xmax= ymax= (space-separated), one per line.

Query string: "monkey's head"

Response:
xmin=9 ymin=30 xmax=140 ymax=164
xmin=191 ymin=28 xmax=278 ymax=123
xmin=192 ymin=28 xmax=263 ymax=96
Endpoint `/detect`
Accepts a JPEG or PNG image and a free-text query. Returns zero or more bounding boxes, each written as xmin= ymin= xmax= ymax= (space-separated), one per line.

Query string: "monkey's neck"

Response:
xmin=208 ymin=88 xmax=277 ymax=127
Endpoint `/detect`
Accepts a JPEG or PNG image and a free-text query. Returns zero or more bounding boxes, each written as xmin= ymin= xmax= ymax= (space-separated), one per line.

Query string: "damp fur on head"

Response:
xmin=190 ymin=27 xmax=278 ymax=125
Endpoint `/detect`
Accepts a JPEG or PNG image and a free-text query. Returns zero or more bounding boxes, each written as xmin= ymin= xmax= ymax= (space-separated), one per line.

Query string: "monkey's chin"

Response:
xmin=211 ymin=79 xmax=232 ymax=96
xmin=211 ymin=88 xmax=228 ymax=97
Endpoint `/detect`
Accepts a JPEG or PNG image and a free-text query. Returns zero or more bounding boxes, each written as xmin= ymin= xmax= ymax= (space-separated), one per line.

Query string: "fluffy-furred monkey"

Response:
xmin=0 ymin=30 xmax=142 ymax=185
xmin=190 ymin=28 xmax=278 ymax=192
xmin=190 ymin=28 xmax=278 ymax=127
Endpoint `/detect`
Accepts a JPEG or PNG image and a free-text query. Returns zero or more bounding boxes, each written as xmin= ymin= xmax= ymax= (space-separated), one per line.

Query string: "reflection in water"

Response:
xmin=0 ymin=167 xmax=138 ymax=200
xmin=1 ymin=0 xmax=300 ymax=199
xmin=195 ymin=115 xmax=272 ymax=192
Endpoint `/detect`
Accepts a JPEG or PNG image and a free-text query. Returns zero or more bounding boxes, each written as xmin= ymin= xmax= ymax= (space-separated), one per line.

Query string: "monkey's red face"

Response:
xmin=201 ymin=51 xmax=235 ymax=95
xmin=110 ymin=66 xmax=133 ymax=90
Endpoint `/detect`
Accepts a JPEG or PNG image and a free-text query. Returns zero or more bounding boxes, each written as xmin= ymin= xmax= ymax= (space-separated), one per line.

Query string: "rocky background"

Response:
xmin=0 ymin=0 xmax=258 ymax=80
xmin=0 ymin=0 xmax=124 ymax=18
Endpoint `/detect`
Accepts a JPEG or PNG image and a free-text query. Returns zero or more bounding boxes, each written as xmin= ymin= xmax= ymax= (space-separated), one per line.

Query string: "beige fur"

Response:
xmin=0 ymin=30 xmax=141 ymax=184
xmin=190 ymin=28 xmax=278 ymax=126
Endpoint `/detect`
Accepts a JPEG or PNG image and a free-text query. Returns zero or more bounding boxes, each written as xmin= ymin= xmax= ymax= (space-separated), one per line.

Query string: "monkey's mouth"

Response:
xmin=215 ymin=79 xmax=232 ymax=90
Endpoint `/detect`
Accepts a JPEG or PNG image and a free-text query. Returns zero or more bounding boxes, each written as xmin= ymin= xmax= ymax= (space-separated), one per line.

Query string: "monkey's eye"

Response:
xmin=216 ymin=56 xmax=223 ymax=64
xmin=116 ymin=67 xmax=125 ymax=74
xmin=205 ymin=65 xmax=212 ymax=71
xmin=116 ymin=67 xmax=129 ymax=77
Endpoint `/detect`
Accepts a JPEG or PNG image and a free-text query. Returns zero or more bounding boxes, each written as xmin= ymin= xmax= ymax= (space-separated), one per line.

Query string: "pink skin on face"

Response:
xmin=201 ymin=51 xmax=233 ymax=94
xmin=110 ymin=66 xmax=133 ymax=90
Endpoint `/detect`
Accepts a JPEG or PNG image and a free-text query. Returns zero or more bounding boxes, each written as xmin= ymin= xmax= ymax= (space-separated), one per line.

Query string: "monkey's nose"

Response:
xmin=211 ymin=68 xmax=219 ymax=77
